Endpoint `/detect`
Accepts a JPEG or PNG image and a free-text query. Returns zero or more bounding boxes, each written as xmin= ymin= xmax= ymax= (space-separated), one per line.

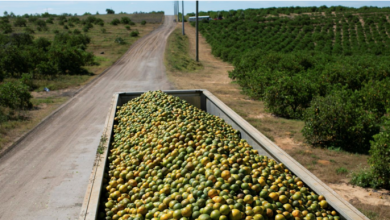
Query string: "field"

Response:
xmin=188 ymin=6 xmax=390 ymax=191
xmin=0 ymin=12 xmax=163 ymax=152
xmin=165 ymin=19 xmax=390 ymax=219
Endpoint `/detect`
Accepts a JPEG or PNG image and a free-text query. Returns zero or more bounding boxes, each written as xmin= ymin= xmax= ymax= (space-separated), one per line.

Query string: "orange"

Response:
xmin=269 ymin=192 xmax=279 ymax=201
xmin=212 ymin=196 xmax=226 ymax=204
xmin=182 ymin=207 xmax=192 ymax=217
xmin=274 ymin=214 xmax=286 ymax=220
xmin=252 ymin=206 xmax=264 ymax=215
xmin=243 ymin=195 xmax=254 ymax=204
xmin=221 ymin=170 xmax=231 ymax=180
xmin=319 ymin=200 xmax=328 ymax=209
xmin=229 ymin=209 xmax=242 ymax=220
xmin=279 ymin=195 xmax=288 ymax=204
xmin=220 ymin=205 xmax=231 ymax=215
xmin=208 ymin=189 xmax=218 ymax=198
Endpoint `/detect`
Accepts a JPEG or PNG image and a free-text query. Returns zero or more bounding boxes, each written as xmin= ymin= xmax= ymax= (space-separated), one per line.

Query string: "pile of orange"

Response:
xmin=101 ymin=91 xmax=340 ymax=220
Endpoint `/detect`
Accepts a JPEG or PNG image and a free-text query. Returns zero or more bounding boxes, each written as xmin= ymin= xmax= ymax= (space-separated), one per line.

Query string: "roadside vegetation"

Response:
xmin=0 ymin=10 xmax=164 ymax=151
xmin=165 ymin=28 xmax=202 ymax=72
xmin=189 ymin=6 xmax=390 ymax=190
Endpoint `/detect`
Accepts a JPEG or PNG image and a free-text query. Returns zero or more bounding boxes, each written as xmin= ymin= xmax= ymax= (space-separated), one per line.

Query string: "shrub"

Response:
xmin=125 ymin=25 xmax=131 ymax=30
xmin=0 ymin=81 xmax=32 ymax=110
xmin=121 ymin=17 xmax=131 ymax=24
xmin=68 ymin=17 xmax=80 ymax=24
xmin=106 ymin=9 xmax=115 ymax=14
xmin=359 ymin=79 xmax=390 ymax=116
xmin=367 ymin=114 xmax=390 ymax=189
xmin=14 ymin=17 xmax=27 ymax=27
xmin=53 ymin=29 xmax=59 ymax=34
xmin=73 ymin=29 xmax=81 ymax=35
xmin=264 ymin=73 xmax=318 ymax=119
xmin=110 ymin=18 xmax=120 ymax=25
xmin=129 ymin=21 xmax=135 ymax=26
xmin=28 ymin=17 xmax=38 ymax=23
xmin=82 ymin=26 xmax=89 ymax=33
xmin=101 ymin=28 xmax=106 ymax=33
xmin=64 ymin=25 xmax=69 ymax=29
xmin=46 ymin=17 xmax=54 ymax=24
xmin=20 ymin=73 xmax=34 ymax=90
xmin=302 ymin=89 xmax=380 ymax=153
xmin=350 ymin=168 xmax=378 ymax=188
xmin=130 ymin=30 xmax=139 ymax=37
xmin=1 ymin=23 xmax=12 ymax=34
xmin=85 ymin=16 xmax=97 ymax=24
xmin=115 ymin=37 xmax=126 ymax=45
xmin=35 ymin=37 xmax=51 ymax=51
xmin=35 ymin=19 xmax=46 ymax=28
xmin=57 ymin=15 xmax=67 ymax=22
xmin=141 ymin=20 xmax=146 ymax=25
xmin=97 ymin=20 xmax=104 ymax=27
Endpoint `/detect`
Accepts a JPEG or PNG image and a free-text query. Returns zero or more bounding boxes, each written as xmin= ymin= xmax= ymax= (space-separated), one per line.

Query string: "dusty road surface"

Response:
xmin=0 ymin=16 xmax=175 ymax=220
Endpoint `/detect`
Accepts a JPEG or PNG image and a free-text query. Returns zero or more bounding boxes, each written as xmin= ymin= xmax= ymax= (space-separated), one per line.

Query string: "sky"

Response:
xmin=0 ymin=1 xmax=389 ymax=16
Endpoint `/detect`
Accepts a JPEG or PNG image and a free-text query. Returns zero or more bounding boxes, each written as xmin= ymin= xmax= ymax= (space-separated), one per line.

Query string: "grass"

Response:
xmin=165 ymin=23 xmax=390 ymax=219
xmin=0 ymin=96 xmax=68 ymax=150
xmin=336 ymin=167 xmax=349 ymax=175
xmin=165 ymin=28 xmax=203 ymax=72
xmin=0 ymin=13 xmax=163 ymax=152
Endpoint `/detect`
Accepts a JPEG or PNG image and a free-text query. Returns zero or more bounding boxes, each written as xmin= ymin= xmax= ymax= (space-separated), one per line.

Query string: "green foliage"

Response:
xmin=302 ymin=89 xmax=380 ymax=153
xmin=20 ymin=73 xmax=34 ymax=90
xmin=0 ymin=81 xmax=32 ymax=110
xmin=166 ymin=28 xmax=202 ymax=72
xmin=101 ymin=28 xmax=106 ymax=34
xmin=73 ymin=29 xmax=81 ymax=35
xmin=0 ymin=31 xmax=94 ymax=79
xmin=121 ymin=17 xmax=131 ymax=24
xmin=45 ymin=17 xmax=54 ymax=24
xmin=367 ymin=114 xmax=390 ymax=189
xmin=125 ymin=25 xmax=131 ymax=30
xmin=195 ymin=8 xmax=390 ymax=153
xmin=114 ymin=37 xmax=126 ymax=45
xmin=106 ymin=9 xmax=115 ymax=14
xmin=130 ymin=30 xmax=139 ymax=37
xmin=35 ymin=19 xmax=46 ymax=28
xmin=1 ymin=23 xmax=12 ymax=34
xmin=24 ymin=26 xmax=35 ymax=34
xmin=35 ymin=37 xmax=51 ymax=51
xmin=28 ymin=16 xmax=38 ymax=23
xmin=359 ymin=79 xmax=390 ymax=116
xmin=110 ymin=18 xmax=120 ymax=25
xmin=68 ymin=17 xmax=80 ymax=24
xmin=141 ymin=20 xmax=146 ymax=25
xmin=264 ymin=74 xmax=318 ymax=119
xmin=14 ymin=17 xmax=27 ymax=27
xmin=336 ymin=167 xmax=348 ymax=175
xmin=350 ymin=168 xmax=379 ymax=188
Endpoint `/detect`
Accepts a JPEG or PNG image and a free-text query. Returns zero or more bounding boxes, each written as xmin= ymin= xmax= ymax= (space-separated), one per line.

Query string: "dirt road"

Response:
xmin=0 ymin=16 xmax=175 ymax=220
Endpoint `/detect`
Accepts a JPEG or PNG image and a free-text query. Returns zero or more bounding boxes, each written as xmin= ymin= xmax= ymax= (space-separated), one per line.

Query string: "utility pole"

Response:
xmin=182 ymin=0 xmax=185 ymax=35
xmin=196 ymin=0 xmax=199 ymax=62
xmin=177 ymin=1 xmax=180 ymax=22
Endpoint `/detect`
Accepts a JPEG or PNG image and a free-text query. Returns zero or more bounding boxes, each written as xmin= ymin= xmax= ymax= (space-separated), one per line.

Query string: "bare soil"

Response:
xmin=166 ymin=22 xmax=390 ymax=219
xmin=0 ymin=16 xmax=175 ymax=220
